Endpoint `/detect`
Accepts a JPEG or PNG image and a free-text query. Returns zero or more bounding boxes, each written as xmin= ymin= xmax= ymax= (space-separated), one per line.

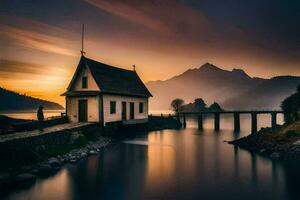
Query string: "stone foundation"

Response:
xmin=0 ymin=123 xmax=102 ymax=170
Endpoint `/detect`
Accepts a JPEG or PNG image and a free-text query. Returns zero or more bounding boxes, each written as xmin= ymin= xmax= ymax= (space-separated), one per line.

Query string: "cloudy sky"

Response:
xmin=0 ymin=0 xmax=300 ymax=104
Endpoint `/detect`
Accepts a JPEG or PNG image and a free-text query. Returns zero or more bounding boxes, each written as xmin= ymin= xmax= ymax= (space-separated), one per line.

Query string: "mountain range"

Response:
xmin=146 ymin=63 xmax=300 ymax=110
xmin=0 ymin=87 xmax=64 ymax=112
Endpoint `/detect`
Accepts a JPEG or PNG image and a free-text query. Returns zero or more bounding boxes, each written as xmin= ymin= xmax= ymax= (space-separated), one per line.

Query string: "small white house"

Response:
xmin=61 ymin=56 xmax=152 ymax=127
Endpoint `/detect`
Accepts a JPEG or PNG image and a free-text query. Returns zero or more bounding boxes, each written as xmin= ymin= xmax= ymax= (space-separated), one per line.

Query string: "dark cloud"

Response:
xmin=0 ymin=15 xmax=77 ymax=56
xmin=183 ymin=0 xmax=300 ymax=54
xmin=0 ymin=59 xmax=53 ymax=76
xmin=0 ymin=0 xmax=300 ymax=102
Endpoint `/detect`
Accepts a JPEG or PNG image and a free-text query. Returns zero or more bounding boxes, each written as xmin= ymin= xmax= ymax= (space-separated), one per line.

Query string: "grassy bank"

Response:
xmin=229 ymin=121 xmax=300 ymax=159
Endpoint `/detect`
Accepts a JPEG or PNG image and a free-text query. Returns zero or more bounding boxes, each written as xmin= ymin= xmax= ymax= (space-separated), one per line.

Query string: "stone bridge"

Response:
xmin=178 ymin=111 xmax=285 ymax=134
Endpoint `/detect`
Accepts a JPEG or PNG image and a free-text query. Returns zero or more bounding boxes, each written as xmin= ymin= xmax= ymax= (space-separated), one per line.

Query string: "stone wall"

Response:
xmin=0 ymin=124 xmax=102 ymax=169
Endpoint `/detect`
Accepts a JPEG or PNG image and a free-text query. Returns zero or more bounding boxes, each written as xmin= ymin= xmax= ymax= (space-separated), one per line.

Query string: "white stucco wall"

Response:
xmin=66 ymin=96 xmax=100 ymax=123
xmin=66 ymin=65 xmax=149 ymax=125
xmin=102 ymin=94 xmax=148 ymax=125
xmin=72 ymin=66 xmax=100 ymax=91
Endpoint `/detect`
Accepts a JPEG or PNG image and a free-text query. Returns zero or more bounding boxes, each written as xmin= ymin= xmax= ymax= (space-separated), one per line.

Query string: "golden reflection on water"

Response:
xmin=7 ymin=170 xmax=71 ymax=200
xmin=145 ymin=132 xmax=176 ymax=192
xmin=142 ymin=115 xmax=287 ymax=198
xmin=5 ymin=114 xmax=294 ymax=200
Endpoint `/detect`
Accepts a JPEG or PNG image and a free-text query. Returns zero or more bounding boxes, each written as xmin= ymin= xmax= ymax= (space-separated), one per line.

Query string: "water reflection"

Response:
xmin=6 ymin=170 xmax=71 ymax=200
xmin=185 ymin=113 xmax=284 ymax=133
xmin=0 ymin=110 xmax=64 ymax=120
xmin=4 ymin=115 xmax=300 ymax=200
xmin=233 ymin=146 xmax=240 ymax=180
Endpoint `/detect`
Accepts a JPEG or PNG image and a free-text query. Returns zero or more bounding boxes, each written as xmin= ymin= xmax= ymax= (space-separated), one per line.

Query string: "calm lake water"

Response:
xmin=0 ymin=110 xmax=65 ymax=120
xmin=4 ymin=114 xmax=300 ymax=200
xmin=0 ymin=110 xmax=169 ymax=120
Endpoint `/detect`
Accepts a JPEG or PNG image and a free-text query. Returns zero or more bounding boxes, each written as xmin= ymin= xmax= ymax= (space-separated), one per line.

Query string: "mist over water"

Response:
xmin=0 ymin=110 xmax=64 ymax=120
xmin=5 ymin=114 xmax=300 ymax=200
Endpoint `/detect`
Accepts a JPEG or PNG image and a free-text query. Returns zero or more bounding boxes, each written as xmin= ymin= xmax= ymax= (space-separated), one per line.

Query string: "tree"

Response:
xmin=171 ymin=98 xmax=185 ymax=113
xmin=194 ymin=98 xmax=207 ymax=110
xmin=209 ymin=102 xmax=223 ymax=112
xmin=281 ymin=85 xmax=300 ymax=123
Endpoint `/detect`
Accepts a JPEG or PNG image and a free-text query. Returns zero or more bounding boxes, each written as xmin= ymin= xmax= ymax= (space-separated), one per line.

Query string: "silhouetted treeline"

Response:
xmin=281 ymin=85 xmax=300 ymax=123
xmin=181 ymin=98 xmax=224 ymax=112
xmin=147 ymin=63 xmax=300 ymax=110
xmin=0 ymin=87 xmax=64 ymax=111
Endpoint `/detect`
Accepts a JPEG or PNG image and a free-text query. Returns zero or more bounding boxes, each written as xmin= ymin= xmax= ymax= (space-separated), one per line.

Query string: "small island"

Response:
xmin=229 ymin=85 xmax=300 ymax=159
xmin=171 ymin=98 xmax=223 ymax=113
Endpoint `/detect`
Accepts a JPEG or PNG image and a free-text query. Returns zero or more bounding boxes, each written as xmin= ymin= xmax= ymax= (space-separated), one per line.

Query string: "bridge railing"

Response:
xmin=176 ymin=110 xmax=285 ymax=134
xmin=177 ymin=110 xmax=284 ymax=115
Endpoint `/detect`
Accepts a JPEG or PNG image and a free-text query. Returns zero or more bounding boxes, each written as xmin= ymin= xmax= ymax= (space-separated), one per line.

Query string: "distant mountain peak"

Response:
xmin=200 ymin=63 xmax=250 ymax=78
xmin=146 ymin=62 xmax=300 ymax=110
xmin=199 ymin=63 xmax=222 ymax=71
xmin=0 ymin=87 xmax=64 ymax=111
xmin=231 ymin=68 xmax=251 ymax=78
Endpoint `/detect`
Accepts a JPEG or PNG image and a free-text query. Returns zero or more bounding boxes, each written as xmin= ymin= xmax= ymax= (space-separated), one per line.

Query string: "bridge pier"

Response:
xmin=251 ymin=112 xmax=258 ymax=135
xmin=271 ymin=112 xmax=277 ymax=129
xmin=183 ymin=113 xmax=186 ymax=128
xmin=214 ymin=113 xmax=220 ymax=131
xmin=234 ymin=112 xmax=240 ymax=132
xmin=178 ymin=110 xmax=283 ymax=131
xmin=198 ymin=114 xmax=203 ymax=130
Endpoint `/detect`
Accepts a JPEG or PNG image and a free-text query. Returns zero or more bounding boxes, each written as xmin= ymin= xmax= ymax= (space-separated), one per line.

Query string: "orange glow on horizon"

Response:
xmin=1 ymin=1 xmax=300 ymax=106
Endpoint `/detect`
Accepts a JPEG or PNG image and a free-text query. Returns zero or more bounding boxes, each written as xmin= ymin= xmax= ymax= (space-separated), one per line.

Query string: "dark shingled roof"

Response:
xmin=63 ymin=56 xmax=152 ymax=97
xmin=61 ymin=91 xmax=100 ymax=97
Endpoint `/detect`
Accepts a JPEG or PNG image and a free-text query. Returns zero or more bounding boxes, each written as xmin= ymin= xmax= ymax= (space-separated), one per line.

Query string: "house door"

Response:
xmin=122 ymin=102 xmax=127 ymax=121
xmin=130 ymin=102 xmax=135 ymax=120
xmin=78 ymin=100 xmax=88 ymax=122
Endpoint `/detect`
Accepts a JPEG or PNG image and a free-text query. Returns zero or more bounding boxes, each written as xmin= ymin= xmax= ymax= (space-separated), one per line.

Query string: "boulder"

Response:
xmin=270 ymin=152 xmax=281 ymax=159
xmin=14 ymin=173 xmax=36 ymax=186
xmin=69 ymin=159 xmax=78 ymax=164
xmin=48 ymin=158 xmax=61 ymax=169
xmin=88 ymin=150 xmax=97 ymax=155
xmin=293 ymin=140 xmax=300 ymax=146
xmin=36 ymin=164 xmax=55 ymax=176
xmin=81 ymin=152 xmax=87 ymax=157
xmin=259 ymin=149 xmax=267 ymax=153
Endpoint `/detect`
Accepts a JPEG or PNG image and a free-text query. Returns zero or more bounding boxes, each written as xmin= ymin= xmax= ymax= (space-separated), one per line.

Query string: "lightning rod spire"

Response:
xmin=81 ymin=24 xmax=86 ymax=55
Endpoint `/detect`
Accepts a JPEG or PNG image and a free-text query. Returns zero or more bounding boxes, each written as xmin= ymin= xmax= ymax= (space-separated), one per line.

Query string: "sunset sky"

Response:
xmin=1 ymin=0 xmax=300 ymax=105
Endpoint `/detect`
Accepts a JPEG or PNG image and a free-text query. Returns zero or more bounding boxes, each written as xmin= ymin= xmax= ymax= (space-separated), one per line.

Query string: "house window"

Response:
xmin=139 ymin=102 xmax=144 ymax=113
xmin=82 ymin=76 xmax=88 ymax=88
xmin=110 ymin=101 xmax=116 ymax=114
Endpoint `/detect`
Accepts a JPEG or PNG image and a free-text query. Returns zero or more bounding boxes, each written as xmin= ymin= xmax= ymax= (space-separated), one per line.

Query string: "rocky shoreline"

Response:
xmin=229 ymin=122 xmax=300 ymax=160
xmin=0 ymin=116 xmax=181 ymax=195
xmin=0 ymin=136 xmax=114 ymax=194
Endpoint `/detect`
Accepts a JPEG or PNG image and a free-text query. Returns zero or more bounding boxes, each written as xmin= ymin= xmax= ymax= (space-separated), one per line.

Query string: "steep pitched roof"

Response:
xmin=61 ymin=91 xmax=100 ymax=97
xmin=63 ymin=56 xmax=152 ymax=97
